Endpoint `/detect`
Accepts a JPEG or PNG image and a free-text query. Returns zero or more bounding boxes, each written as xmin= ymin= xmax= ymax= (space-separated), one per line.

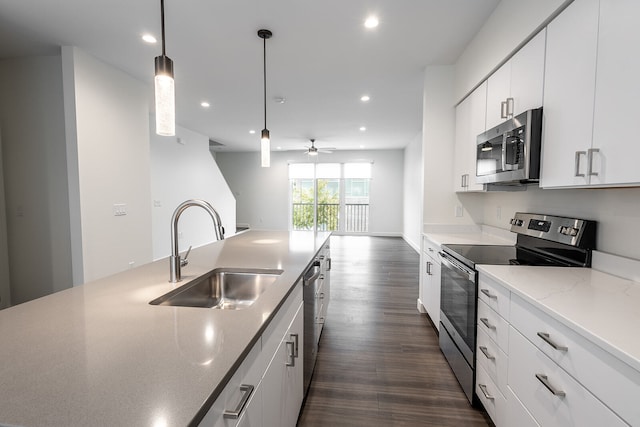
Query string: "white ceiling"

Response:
xmin=0 ymin=0 xmax=499 ymax=152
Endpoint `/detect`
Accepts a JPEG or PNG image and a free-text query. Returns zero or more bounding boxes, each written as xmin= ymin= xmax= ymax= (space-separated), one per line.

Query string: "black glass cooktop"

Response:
xmin=442 ymin=244 xmax=565 ymax=268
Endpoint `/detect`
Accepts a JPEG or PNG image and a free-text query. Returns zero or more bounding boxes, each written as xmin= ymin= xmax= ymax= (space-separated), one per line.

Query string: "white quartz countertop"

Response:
xmin=0 ymin=230 xmax=330 ymax=427
xmin=478 ymin=265 xmax=640 ymax=372
xmin=424 ymin=231 xmax=515 ymax=247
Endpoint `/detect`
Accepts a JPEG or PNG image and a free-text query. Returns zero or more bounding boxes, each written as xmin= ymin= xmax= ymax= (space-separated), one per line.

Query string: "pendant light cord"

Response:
xmin=263 ymin=37 xmax=267 ymax=129
xmin=160 ymin=0 xmax=166 ymax=56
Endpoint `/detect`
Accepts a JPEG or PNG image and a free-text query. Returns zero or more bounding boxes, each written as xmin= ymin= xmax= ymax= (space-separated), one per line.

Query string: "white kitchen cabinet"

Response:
xmin=591 ymin=0 xmax=640 ymax=186
xmin=508 ymin=326 xmax=627 ymax=427
xmin=540 ymin=0 xmax=600 ymax=188
xmin=262 ymin=303 xmax=304 ymax=427
xmin=453 ymin=82 xmax=487 ymax=192
xmin=200 ymin=283 xmax=304 ymax=427
xmin=419 ymin=236 xmax=441 ymax=327
xmin=542 ymin=0 xmax=640 ymax=188
xmin=486 ymin=30 xmax=546 ymax=130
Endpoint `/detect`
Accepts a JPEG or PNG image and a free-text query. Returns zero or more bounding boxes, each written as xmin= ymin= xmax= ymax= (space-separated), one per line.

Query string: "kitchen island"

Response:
xmin=0 ymin=230 xmax=330 ymax=427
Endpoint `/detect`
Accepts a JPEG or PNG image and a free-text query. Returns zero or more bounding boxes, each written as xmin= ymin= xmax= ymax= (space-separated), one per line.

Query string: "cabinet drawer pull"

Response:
xmin=587 ymin=148 xmax=600 ymax=176
xmin=506 ymin=97 xmax=514 ymax=117
xmin=537 ymin=332 xmax=568 ymax=351
xmin=223 ymin=384 xmax=255 ymax=419
xmin=479 ymin=345 xmax=495 ymax=360
xmin=478 ymin=383 xmax=495 ymax=400
xmin=535 ymin=373 xmax=566 ymax=397
xmin=480 ymin=288 xmax=497 ymax=299
xmin=574 ymin=151 xmax=586 ymax=177
xmin=286 ymin=340 xmax=296 ymax=367
xmin=479 ymin=317 xmax=496 ymax=330
xmin=290 ymin=333 xmax=299 ymax=358
xmin=426 ymin=261 xmax=432 ymax=275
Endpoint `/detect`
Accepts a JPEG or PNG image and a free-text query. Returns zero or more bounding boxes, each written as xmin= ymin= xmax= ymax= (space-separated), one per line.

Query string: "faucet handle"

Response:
xmin=180 ymin=245 xmax=192 ymax=268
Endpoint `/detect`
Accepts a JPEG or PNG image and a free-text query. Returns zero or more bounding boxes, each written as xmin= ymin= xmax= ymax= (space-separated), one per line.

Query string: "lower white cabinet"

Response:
xmin=262 ymin=303 xmax=304 ymax=427
xmin=200 ymin=283 xmax=304 ymax=426
xmin=508 ymin=326 xmax=626 ymax=427
xmin=419 ymin=237 xmax=441 ymax=327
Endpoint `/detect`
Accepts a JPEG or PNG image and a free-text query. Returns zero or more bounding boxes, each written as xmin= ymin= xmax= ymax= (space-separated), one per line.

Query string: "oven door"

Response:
xmin=439 ymin=252 xmax=477 ymax=366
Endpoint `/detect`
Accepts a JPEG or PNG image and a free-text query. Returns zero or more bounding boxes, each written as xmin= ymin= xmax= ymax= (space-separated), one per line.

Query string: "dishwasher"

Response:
xmin=303 ymin=259 xmax=322 ymax=394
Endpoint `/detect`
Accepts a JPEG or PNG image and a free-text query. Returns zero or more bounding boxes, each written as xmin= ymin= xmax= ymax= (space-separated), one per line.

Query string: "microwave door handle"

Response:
xmin=440 ymin=253 xmax=475 ymax=282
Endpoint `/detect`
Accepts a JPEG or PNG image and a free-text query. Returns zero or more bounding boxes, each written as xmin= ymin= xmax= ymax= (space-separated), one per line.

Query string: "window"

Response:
xmin=289 ymin=163 xmax=371 ymax=233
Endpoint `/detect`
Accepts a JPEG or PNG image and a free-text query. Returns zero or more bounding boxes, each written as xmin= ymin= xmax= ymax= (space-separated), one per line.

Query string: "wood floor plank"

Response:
xmin=297 ymin=236 xmax=491 ymax=427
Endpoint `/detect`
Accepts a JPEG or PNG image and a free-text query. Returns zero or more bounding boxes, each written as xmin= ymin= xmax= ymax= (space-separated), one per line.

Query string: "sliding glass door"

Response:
xmin=289 ymin=163 xmax=371 ymax=233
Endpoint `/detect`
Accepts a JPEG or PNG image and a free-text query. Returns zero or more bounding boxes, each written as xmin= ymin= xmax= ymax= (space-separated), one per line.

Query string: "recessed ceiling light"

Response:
xmin=249 ymin=130 xmax=256 ymax=134
xmin=277 ymin=146 xmax=282 ymax=150
xmin=200 ymin=101 xmax=210 ymax=108
xmin=364 ymin=16 xmax=379 ymax=29
xmin=360 ymin=145 xmax=365 ymax=149
xmin=142 ymin=34 xmax=157 ymax=44
xmin=359 ymin=126 xmax=366 ymax=131
xmin=360 ymin=95 xmax=370 ymax=102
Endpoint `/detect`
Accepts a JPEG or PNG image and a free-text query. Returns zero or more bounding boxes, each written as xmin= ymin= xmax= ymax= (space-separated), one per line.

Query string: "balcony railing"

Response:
xmin=291 ymin=203 xmax=369 ymax=232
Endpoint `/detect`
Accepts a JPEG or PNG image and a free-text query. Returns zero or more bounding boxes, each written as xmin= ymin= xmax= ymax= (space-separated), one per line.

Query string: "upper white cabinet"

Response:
xmin=541 ymin=0 xmax=600 ymax=188
xmin=541 ymin=0 xmax=640 ymax=188
xmin=486 ymin=30 xmax=546 ymax=130
xmin=591 ymin=0 xmax=640 ymax=186
xmin=454 ymin=81 xmax=487 ymax=192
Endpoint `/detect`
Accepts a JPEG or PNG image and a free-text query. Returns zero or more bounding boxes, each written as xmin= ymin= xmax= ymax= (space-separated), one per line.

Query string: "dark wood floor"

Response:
xmin=297 ymin=236 xmax=491 ymax=427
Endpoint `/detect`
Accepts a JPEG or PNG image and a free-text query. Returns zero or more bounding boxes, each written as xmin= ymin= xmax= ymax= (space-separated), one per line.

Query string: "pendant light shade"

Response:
xmin=154 ymin=0 xmax=175 ymax=136
xmin=258 ymin=29 xmax=272 ymax=168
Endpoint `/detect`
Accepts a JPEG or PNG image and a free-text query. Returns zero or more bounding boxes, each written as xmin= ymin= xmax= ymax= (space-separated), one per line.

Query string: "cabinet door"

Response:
xmin=540 ymin=0 xmax=599 ymax=188
xmin=262 ymin=304 xmax=304 ymax=427
xmin=486 ymin=62 xmax=512 ymax=129
xmin=510 ymin=29 xmax=546 ymax=116
xmin=423 ymin=254 xmax=441 ymax=327
xmin=591 ymin=0 xmax=640 ymax=185
xmin=453 ymin=82 xmax=486 ymax=192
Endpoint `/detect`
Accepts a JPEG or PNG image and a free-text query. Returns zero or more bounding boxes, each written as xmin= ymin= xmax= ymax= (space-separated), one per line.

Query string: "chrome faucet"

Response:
xmin=170 ymin=199 xmax=225 ymax=282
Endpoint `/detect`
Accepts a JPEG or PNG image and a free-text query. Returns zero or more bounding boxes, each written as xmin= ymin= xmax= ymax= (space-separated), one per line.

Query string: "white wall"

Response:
xmin=62 ymin=47 xmax=153 ymax=283
xmin=216 ymin=149 xmax=405 ymax=235
xmin=454 ymin=0 xmax=569 ymax=102
xmin=0 ymin=55 xmax=73 ymax=305
xmin=403 ymin=132 xmax=422 ymax=251
xmin=0 ymin=130 xmax=11 ymax=308
xmin=150 ymin=123 xmax=236 ymax=260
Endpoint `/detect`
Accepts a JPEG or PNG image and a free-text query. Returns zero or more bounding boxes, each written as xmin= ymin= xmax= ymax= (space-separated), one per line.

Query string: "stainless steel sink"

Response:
xmin=149 ymin=268 xmax=283 ymax=309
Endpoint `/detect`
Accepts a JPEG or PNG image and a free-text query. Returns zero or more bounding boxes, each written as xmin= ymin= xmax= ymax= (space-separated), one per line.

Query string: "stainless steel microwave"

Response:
xmin=476 ymin=108 xmax=542 ymax=184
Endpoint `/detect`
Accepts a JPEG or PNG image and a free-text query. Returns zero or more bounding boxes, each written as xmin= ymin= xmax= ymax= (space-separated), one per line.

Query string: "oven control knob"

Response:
xmin=516 ymin=220 xmax=524 ymax=226
xmin=510 ymin=218 xmax=516 ymax=225
xmin=570 ymin=227 xmax=579 ymax=236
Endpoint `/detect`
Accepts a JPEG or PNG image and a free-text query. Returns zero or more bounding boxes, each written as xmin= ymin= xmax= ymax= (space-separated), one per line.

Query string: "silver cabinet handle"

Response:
xmin=506 ymin=97 xmax=514 ymax=117
xmin=286 ymin=340 xmax=296 ymax=367
xmin=501 ymin=100 xmax=508 ymax=119
xmin=537 ymin=332 xmax=568 ymax=351
xmin=574 ymin=151 xmax=586 ymax=177
xmin=426 ymin=261 xmax=432 ymax=275
xmin=480 ymin=288 xmax=497 ymax=299
xmin=479 ymin=346 xmax=495 ymax=360
xmin=535 ymin=373 xmax=566 ymax=397
xmin=290 ymin=333 xmax=299 ymax=358
xmin=587 ymin=148 xmax=599 ymax=176
xmin=480 ymin=317 xmax=496 ymax=330
xmin=223 ymin=384 xmax=255 ymax=419
xmin=460 ymin=174 xmax=465 ymax=189
xmin=478 ymin=383 xmax=495 ymax=400
xmin=327 ymin=257 xmax=331 ymax=270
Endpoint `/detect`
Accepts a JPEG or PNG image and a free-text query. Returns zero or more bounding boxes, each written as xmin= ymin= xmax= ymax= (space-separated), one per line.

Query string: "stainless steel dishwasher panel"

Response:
xmin=303 ymin=260 xmax=321 ymax=394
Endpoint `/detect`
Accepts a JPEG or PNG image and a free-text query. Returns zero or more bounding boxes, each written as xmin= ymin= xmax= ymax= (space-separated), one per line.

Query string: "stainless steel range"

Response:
xmin=438 ymin=212 xmax=597 ymax=404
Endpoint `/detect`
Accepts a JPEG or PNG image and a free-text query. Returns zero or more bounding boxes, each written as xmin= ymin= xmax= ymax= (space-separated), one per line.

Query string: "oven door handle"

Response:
xmin=439 ymin=253 xmax=475 ymax=282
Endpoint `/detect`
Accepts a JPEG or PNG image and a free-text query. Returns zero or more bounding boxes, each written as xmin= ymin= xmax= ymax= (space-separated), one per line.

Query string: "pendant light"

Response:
xmin=258 ymin=29 xmax=273 ymax=167
xmin=154 ymin=0 xmax=175 ymax=136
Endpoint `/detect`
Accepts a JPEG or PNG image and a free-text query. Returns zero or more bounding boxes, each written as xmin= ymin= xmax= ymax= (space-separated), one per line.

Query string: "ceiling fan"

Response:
xmin=304 ymin=139 xmax=335 ymax=156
